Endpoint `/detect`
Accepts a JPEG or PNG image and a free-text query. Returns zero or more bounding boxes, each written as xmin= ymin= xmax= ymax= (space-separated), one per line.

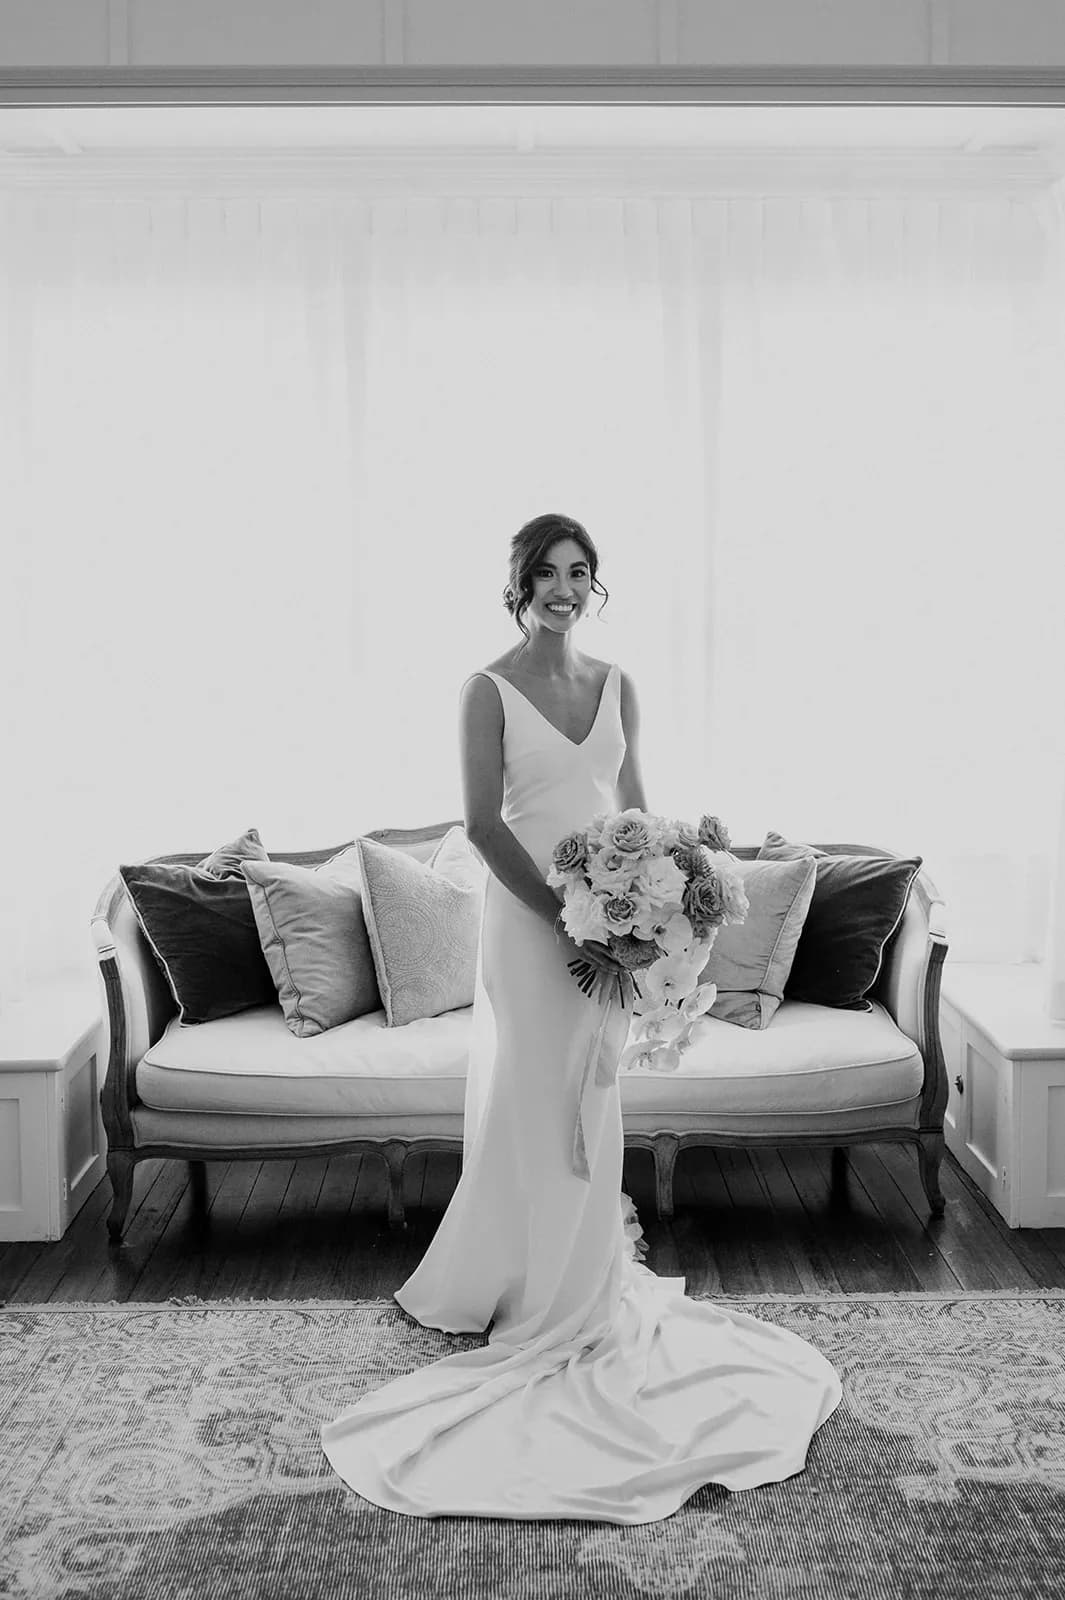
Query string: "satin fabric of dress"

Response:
xmin=320 ymin=661 xmax=843 ymax=1523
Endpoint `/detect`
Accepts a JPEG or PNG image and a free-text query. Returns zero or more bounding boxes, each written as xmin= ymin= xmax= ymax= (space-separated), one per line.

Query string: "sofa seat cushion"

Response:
xmin=620 ymin=999 xmax=924 ymax=1117
xmin=137 ymin=1002 xmax=474 ymax=1118
xmin=137 ymin=995 xmax=923 ymax=1123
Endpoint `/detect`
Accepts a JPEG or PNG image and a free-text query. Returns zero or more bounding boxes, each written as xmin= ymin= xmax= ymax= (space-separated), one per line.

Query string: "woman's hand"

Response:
xmin=552 ymin=886 xmax=629 ymax=996
xmin=558 ymin=928 xmax=629 ymax=998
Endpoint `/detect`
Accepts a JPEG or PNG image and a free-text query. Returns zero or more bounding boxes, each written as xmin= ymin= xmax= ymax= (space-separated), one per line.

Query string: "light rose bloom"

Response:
xmin=584 ymin=811 xmax=611 ymax=849
xmin=586 ymin=846 xmax=636 ymax=895
xmin=672 ymin=818 xmax=702 ymax=849
xmin=546 ymin=861 xmax=585 ymax=891
xmin=634 ymin=854 xmax=688 ymax=904
xmin=561 ymin=881 xmax=610 ymax=944
xmin=655 ymin=821 xmax=682 ymax=853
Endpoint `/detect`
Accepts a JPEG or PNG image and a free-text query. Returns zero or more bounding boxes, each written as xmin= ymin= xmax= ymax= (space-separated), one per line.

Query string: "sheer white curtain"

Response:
xmin=2 ymin=171 xmax=1063 ymax=1007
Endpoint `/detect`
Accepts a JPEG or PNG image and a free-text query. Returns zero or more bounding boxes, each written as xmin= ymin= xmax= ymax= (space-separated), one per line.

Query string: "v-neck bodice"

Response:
xmin=483 ymin=662 xmax=616 ymax=749
xmin=471 ymin=662 xmax=626 ymax=878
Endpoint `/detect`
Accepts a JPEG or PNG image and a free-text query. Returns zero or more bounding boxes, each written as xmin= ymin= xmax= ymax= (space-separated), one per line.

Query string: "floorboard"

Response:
xmin=2 ymin=1143 xmax=1062 ymax=1305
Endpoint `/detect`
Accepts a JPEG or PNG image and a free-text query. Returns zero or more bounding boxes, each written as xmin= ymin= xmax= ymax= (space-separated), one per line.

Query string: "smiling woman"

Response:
xmin=320 ymin=505 xmax=844 ymax=1523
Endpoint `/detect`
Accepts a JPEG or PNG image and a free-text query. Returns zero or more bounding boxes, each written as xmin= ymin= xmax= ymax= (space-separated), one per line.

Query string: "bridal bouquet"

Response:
xmin=547 ymin=809 xmax=749 ymax=1073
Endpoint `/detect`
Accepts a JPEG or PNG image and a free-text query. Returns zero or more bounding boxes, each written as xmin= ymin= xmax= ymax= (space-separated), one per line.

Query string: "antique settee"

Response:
xmin=91 ymin=821 xmax=949 ymax=1242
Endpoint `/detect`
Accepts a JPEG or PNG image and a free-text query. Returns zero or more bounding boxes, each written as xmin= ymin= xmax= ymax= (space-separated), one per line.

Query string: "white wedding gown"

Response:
xmin=321 ymin=661 xmax=843 ymax=1524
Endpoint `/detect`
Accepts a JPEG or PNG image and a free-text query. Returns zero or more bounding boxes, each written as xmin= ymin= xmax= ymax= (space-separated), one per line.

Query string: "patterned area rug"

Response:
xmin=2 ymin=1292 xmax=1064 ymax=1600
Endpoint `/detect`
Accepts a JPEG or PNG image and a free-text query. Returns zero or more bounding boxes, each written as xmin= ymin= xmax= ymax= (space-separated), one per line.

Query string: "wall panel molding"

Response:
xmin=381 ymin=0 xmax=405 ymax=66
xmin=928 ymin=0 xmax=953 ymax=67
xmin=3 ymin=63 xmax=1065 ymax=108
xmin=656 ymin=1 xmax=680 ymax=67
xmin=107 ymin=0 xmax=130 ymax=67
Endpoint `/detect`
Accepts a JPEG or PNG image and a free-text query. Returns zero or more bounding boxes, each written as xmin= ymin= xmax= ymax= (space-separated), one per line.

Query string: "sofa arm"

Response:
xmin=91 ymin=872 xmax=178 ymax=1146
xmin=90 ymin=841 xmax=362 ymax=1148
xmin=873 ymin=866 xmax=950 ymax=1129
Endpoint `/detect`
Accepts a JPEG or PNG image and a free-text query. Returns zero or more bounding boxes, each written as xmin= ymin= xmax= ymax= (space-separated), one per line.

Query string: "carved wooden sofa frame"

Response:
xmin=92 ymin=829 xmax=949 ymax=1242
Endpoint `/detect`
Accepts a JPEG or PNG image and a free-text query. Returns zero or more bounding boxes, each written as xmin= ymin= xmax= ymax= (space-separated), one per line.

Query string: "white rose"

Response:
xmin=634 ymin=855 xmax=688 ymax=904
xmin=561 ymin=882 xmax=610 ymax=944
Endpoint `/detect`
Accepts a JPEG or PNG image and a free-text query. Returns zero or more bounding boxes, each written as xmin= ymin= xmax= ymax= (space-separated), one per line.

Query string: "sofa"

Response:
xmin=91 ymin=821 xmax=950 ymax=1243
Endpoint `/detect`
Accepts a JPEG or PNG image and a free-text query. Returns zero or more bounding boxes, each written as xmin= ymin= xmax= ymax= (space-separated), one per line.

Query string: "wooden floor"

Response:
xmin=3 ymin=1142 xmax=1065 ymax=1305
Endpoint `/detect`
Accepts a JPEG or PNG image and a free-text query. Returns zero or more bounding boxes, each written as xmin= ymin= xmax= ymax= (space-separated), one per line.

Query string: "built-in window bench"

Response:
xmin=0 ymin=979 xmax=106 ymax=1241
xmin=940 ymin=961 xmax=1065 ymax=1228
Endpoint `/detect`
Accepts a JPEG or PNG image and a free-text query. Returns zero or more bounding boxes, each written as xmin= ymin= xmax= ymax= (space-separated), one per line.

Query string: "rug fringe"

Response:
xmin=3 ymin=1289 xmax=1065 ymax=1313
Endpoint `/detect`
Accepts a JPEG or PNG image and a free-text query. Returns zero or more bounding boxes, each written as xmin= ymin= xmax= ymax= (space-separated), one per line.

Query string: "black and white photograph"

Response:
xmin=2 ymin=4 xmax=1065 ymax=1598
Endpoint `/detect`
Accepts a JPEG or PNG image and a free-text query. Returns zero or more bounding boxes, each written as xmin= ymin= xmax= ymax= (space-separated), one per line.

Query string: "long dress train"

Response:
xmin=320 ymin=660 xmax=843 ymax=1524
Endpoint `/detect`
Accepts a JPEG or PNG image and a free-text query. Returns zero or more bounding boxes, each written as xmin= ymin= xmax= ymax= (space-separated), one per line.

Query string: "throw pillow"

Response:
xmin=698 ymin=855 xmax=817 ymax=1029
xmin=756 ymin=831 xmax=923 ymax=1010
xmin=363 ymin=820 xmax=467 ymax=865
xmin=428 ymin=824 xmax=489 ymax=895
xmin=118 ymin=860 xmax=277 ymax=1025
xmin=197 ymin=826 xmax=269 ymax=880
xmin=241 ymin=847 xmax=382 ymax=1039
xmin=357 ymin=833 xmax=484 ymax=1027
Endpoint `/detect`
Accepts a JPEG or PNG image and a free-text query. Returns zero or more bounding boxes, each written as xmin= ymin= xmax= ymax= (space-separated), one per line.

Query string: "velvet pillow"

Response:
xmin=241 ymin=846 xmax=382 ymax=1038
xmin=357 ymin=831 xmax=484 ymax=1027
xmin=119 ymin=859 xmax=277 ymax=1025
xmin=197 ymin=825 xmax=269 ymax=880
xmin=697 ymin=855 xmax=817 ymax=1029
xmin=755 ymin=831 xmax=923 ymax=1010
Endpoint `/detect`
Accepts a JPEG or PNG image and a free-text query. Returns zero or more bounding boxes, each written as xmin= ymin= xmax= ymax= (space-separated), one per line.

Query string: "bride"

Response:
xmin=321 ymin=512 xmax=843 ymax=1524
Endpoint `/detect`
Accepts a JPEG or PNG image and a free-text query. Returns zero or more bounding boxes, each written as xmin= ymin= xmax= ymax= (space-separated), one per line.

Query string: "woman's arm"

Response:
xmin=615 ymin=668 xmax=649 ymax=813
xmin=459 ymin=674 xmax=563 ymax=930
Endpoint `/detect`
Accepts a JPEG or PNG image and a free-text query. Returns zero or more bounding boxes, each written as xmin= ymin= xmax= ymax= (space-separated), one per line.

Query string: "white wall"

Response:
xmin=3 ymin=0 xmax=1065 ymax=69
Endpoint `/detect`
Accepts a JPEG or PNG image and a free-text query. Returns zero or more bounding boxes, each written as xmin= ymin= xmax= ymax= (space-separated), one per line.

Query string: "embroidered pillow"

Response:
xmin=756 ymin=831 xmax=923 ymax=1010
xmin=241 ymin=846 xmax=381 ymax=1038
xmin=697 ymin=855 xmax=817 ymax=1029
xmin=357 ymin=831 xmax=484 ymax=1027
xmin=428 ymin=824 xmax=489 ymax=895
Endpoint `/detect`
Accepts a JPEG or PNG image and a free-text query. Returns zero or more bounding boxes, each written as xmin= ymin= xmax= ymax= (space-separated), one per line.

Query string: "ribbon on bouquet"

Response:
xmin=570 ymin=967 xmax=637 ymax=1184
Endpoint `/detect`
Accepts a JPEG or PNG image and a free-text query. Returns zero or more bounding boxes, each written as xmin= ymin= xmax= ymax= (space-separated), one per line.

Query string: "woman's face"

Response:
xmin=527 ymin=537 xmax=592 ymax=633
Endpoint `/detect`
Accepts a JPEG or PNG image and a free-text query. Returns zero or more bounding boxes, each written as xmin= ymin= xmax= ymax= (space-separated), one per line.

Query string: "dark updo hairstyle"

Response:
xmin=502 ymin=513 xmax=609 ymax=660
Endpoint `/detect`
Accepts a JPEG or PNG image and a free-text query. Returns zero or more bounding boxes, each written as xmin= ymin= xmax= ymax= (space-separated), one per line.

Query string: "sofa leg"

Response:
xmin=106 ymin=1150 xmax=135 ymax=1244
xmin=188 ymin=1159 xmax=208 ymax=1210
xmin=651 ymin=1133 xmax=680 ymax=1222
xmin=381 ymin=1141 xmax=408 ymax=1231
xmin=917 ymin=1131 xmax=947 ymax=1218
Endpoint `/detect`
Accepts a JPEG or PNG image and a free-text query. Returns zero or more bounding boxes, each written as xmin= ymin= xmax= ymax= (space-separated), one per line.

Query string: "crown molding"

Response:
xmin=0 ymin=145 xmax=1056 ymax=197
xmin=3 ymin=64 xmax=1065 ymax=109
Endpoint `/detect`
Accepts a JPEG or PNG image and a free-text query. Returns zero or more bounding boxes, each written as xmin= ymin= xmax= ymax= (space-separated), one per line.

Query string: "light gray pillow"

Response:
xmin=699 ymin=855 xmax=818 ymax=1029
xmin=241 ymin=846 xmax=380 ymax=1038
xmin=357 ymin=831 xmax=484 ymax=1028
